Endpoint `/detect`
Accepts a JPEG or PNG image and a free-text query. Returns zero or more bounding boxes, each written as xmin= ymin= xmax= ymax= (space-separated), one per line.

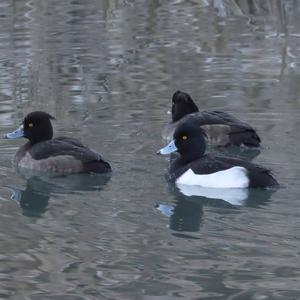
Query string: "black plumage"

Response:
xmin=162 ymin=91 xmax=261 ymax=147
xmin=159 ymin=121 xmax=278 ymax=188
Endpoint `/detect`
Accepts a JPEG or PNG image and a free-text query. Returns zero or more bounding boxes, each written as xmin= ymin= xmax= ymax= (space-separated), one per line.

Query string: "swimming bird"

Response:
xmin=162 ymin=91 xmax=261 ymax=147
xmin=158 ymin=121 xmax=278 ymax=188
xmin=5 ymin=111 xmax=111 ymax=175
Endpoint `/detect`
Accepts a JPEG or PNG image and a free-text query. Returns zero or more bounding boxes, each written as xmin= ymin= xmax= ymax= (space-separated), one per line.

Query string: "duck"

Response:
xmin=5 ymin=111 xmax=111 ymax=175
xmin=162 ymin=90 xmax=261 ymax=147
xmin=157 ymin=121 xmax=278 ymax=188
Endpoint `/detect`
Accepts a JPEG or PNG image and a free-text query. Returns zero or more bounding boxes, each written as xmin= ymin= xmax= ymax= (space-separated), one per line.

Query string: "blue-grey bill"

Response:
xmin=157 ymin=140 xmax=177 ymax=155
xmin=9 ymin=187 xmax=21 ymax=205
xmin=5 ymin=126 xmax=24 ymax=139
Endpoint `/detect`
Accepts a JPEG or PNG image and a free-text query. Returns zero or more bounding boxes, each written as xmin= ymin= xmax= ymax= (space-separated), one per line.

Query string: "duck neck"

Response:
xmin=170 ymin=151 xmax=204 ymax=182
xmin=173 ymin=104 xmax=198 ymax=122
xmin=181 ymin=150 xmax=205 ymax=164
xmin=31 ymin=133 xmax=52 ymax=145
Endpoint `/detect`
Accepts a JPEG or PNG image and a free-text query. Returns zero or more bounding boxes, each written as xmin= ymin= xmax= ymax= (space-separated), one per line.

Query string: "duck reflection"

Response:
xmin=9 ymin=174 xmax=111 ymax=217
xmin=10 ymin=184 xmax=49 ymax=217
xmin=156 ymin=184 xmax=275 ymax=232
xmin=175 ymin=183 xmax=275 ymax=207
xmin=156 ymin=196 xmax=203 ymax=232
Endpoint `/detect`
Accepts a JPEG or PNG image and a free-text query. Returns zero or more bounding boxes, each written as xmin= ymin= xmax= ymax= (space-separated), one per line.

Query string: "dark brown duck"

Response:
xmin=5 ymin=111 xmax=111 ymax=175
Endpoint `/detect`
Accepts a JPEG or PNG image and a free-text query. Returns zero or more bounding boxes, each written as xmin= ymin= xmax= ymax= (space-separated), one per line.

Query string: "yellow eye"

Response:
xmin=182 ymin=135 xmax=187 ymax=140
xmin=28 ymin=123 xmax=33 ymax=128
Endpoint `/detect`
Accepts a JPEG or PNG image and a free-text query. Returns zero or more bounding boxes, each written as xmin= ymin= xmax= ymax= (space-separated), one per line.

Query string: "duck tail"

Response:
xmin=229 ymin=128 xmax=261 ymax=147
xmin=83 ymin=160 xmax=112 ymax=174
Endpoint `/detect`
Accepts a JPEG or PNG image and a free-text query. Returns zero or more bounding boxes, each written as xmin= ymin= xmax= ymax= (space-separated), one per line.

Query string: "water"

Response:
xmin=0 ymin=0 xmax=300 ymax=299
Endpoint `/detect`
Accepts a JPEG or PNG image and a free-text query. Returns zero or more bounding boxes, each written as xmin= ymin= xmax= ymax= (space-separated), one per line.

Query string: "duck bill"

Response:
xmin=157 ymin=140 xmax=178 ymax=155
xmin=5 ymin=125 xmax=24 ymax=139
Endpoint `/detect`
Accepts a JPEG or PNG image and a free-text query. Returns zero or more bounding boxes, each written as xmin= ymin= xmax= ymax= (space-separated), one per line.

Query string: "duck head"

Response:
xmin=5 ymin=111 xmax=55 ymax=144
xmin=158 ymin=121 xmax=207 ymax=162
xmin=171 ymin=91 xmax=199 ymax=122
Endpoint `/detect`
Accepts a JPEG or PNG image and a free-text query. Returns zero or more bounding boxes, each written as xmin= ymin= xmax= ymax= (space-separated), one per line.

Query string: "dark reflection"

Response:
xmin=9 ymin=174 xmax=111 ymax=217
xmin=156 ymin=196 xmax=203 ymax=232
xmin=156 ymin=184 xmax=275 ymax=232
xmin=10 ymin=186 xmax=49 ymax=217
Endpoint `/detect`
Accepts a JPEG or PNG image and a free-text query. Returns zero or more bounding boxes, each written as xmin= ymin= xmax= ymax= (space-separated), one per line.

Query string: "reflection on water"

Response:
xmin=176 ymin=184 xmax=250 ymax=204
xmin=10 ymin=185 xmax=49 ymax=217
xmin=156 ymin=199 xmax=204 ymax=232
xmin=9 ymin=174 xmax=111 ymax=217
xmin=157 ymin=184 xmax=275 ymax=232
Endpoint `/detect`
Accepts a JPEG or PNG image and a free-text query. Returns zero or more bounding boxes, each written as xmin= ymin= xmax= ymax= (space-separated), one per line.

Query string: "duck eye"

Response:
xmin=28 ymin=123 xmax=33 ymax=128
xmin=182 ymin=135 xmax=188 ymax=140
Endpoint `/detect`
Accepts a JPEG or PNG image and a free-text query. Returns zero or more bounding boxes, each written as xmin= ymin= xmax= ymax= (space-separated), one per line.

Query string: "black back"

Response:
xmin=168 ymin=153 xmax=278 ymax=188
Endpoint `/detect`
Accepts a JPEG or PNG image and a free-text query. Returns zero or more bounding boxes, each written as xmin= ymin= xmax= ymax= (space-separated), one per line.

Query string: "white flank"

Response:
xmin=176 ymin=184 xmax=249 ymax=205
xmin=176 ymin=166 xmax=249 ymax=188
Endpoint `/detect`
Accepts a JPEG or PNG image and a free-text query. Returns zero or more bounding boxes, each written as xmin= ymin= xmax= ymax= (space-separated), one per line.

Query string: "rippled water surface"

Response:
xmin=0 ymin=0 xmax=300 ymax=299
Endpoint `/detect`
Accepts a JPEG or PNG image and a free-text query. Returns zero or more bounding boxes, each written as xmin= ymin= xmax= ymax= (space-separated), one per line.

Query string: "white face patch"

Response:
xmin=176 ymin=166 xmax=249 ymax=188
xmin=176 ymin=184 xmax=249 ymax=205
